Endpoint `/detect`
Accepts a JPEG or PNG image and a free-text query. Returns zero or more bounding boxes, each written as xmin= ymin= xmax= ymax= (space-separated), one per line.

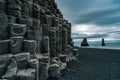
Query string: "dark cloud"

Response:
xmin=75 ymin=8 xmax=120 ymax=26
xmin=55 ymin=0 xmax=120 ymax=26
xmin=55 ymin=0 xmax=120 ymax=43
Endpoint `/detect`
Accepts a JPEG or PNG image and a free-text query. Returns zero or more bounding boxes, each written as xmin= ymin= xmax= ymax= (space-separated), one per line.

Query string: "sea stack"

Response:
xmin=101 ymin=38 xmax=106 ymax=46
xmin=81 ymin=38 xmax=89 ymax=46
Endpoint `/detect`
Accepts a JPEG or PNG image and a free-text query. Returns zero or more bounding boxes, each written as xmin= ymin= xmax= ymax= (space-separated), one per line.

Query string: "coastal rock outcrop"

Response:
xmin=101 ymin=38 xmax=106 ymax=46
xmin=81 ymin=38 xmax=89 ymax=47
xmin=0 ymin=0 xmax=74 ymax=80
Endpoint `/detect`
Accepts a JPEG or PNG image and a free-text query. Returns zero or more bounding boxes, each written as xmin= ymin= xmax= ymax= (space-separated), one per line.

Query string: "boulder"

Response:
xmin=10 ymin=23 xmax=26 ymax=37
xmin=10 ymin=36 xmax=23 ymax=54
xmin=15 ymin=52 xmax=30 ymax=69
xmin=0 ymin=13 xmax=9 ymax=40
xmin=17 ymin=68 xmax=35 ymax=80
xmin=0 ymin=54 xmax=13 ymax=77
xmin=0 ymin=40 xmax=10 ymax=55
xmin=2 ymin=58 xmax=17 ymax=80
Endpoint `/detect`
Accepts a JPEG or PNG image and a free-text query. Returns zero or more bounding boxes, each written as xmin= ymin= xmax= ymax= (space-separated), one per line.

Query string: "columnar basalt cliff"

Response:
xmin=0 ymin=0 xmax=74 ymax=80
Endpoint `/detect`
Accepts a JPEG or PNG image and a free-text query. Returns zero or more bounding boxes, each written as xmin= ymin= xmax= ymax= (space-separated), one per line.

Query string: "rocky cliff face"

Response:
xmin=0 ymin=0 xmax=74 ymax=80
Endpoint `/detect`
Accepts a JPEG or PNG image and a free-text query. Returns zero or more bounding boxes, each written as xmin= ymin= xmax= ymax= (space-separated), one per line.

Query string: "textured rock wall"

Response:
xmin=0 ymin=0 xmax=74 ymax=80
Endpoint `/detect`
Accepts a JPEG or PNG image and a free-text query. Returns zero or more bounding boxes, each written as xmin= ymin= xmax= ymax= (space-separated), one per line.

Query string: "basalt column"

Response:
xmin=0 ymin=0 xmax=74 ymax=80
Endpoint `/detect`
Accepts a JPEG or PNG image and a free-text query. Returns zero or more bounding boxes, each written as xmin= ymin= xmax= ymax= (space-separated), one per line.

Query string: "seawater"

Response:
xmin=74 ymin=41 xmax=120 ymax=50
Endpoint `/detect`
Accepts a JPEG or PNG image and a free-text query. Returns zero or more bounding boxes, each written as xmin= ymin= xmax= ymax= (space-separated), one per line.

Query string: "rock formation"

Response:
xmin=0 ymin=0 xmax=74 ymax=80
xmin=101 ymin=38 xmax=106 ymax=46
xmin=81 ymin=38 xmax=89 ymax=47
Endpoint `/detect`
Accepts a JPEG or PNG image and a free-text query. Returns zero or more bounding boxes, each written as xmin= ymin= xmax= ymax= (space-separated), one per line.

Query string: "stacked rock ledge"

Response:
xmin=0 ymin=0 xmax=75 ymax=80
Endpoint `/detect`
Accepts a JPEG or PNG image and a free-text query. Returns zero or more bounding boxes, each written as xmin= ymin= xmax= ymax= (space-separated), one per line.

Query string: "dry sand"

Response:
xmin=60 ymin=47 xmax=120 ymax=80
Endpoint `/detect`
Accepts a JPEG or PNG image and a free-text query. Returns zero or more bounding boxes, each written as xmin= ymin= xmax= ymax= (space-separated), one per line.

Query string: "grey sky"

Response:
xmin=55 ymin=0 xmax=120 ymax=25
xmin=55 ymin=0 xmax=120 ymax=42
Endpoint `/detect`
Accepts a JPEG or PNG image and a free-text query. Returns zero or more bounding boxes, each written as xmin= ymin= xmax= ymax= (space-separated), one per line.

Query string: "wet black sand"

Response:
xmin=60 ymin=47 xmax=120 ymax=80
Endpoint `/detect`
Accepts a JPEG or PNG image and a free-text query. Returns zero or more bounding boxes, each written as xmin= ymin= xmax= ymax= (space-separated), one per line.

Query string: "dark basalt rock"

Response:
xmin=10 ymin=36 xmax=23 ymax=54
xmin=0 ymin=1 xmax=6 ymax=11
xmin=10 ymin=23 xmax=26 ymax=37
xmin=15 ymin=52 xmax=30 ymax=69
xmin=0 ymin=54 xmax=13 ymax=77
xmin=2 ymin=58 xmax=17 ymax=80
xmin=23 ymin=40 xmax=36 ymax=54
xmin=17 ymin=68 xmax=35 ymax=80
xmin=0 ymin=13 xmax=9 ymax=40
xmin=8 ymin=15 xmax=16 ymax=23
xmin=0 ymin=0 xmax=74 ymax=80
xmin=101 ymin=38 xmax=106 ymax=46
xmin=20 ymin=16 xmax=33 ymax=29
xmin=0 ymin=40 xmax=10 ymax=54
xmin=42 ymin=36 xmax=49 ymax=54
xmin=48 ymin=64 xmax=60 ymax=79
xmin=7 ymin=10 xmax=21 ymax=18
xmin=81 ymin=38 xmax=89 ymax=46
xmin=28 ymin=59 xmax=39 ymax=80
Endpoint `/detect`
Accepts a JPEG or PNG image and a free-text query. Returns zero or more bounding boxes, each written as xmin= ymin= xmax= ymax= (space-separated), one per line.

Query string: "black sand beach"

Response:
xmin=60 ymin=47 xmax=120 ymax=80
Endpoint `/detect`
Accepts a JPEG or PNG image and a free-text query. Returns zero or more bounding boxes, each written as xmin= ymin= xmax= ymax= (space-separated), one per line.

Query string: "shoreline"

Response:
xmin=75 ymin=46 xmax=120 ymax=50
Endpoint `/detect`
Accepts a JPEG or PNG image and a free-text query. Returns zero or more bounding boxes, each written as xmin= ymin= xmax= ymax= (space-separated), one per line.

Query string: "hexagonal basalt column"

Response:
xmin=0 ymin=40 xmax=10 ymax=54
xmin=23 ymin=40 xmax=36 ymax=55
xmin=9 ymin=23 xmax=26 ymax=37
xmin=10 ymin=36 xmax=23 ymax=54
xmin=20 ymin=15 xmax=33 ymax=29
xmin=0 ymin=0 xmax=6 ymax=13
xmin=62 ymin=27 xmax=67 ymax=54
xmin=7 ymin=0 xmax=22 ymax=18
xmin=41 ymin=36 xmax=49 ymax=54
xmin=49 ymin=28 xmax=56 ymax=57
xmin=0 ymin=13 xmax=9 ymax=40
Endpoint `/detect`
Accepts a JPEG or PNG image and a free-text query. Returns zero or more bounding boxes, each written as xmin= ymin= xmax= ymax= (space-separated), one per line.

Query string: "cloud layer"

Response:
xmin=55 ymin=0 xmax=120 ymax=44
xmin=55 ymin=0 xmax=120 ymax=26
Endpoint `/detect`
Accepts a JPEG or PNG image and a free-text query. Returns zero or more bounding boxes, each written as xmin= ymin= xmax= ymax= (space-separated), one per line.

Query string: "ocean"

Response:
xmin=74 ymin=40 xmax=120 ymax=50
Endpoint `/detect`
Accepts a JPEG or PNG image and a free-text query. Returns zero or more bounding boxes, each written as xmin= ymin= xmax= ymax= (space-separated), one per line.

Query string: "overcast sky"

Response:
xmin=55 ymin=0 xmax=120 ymax=42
